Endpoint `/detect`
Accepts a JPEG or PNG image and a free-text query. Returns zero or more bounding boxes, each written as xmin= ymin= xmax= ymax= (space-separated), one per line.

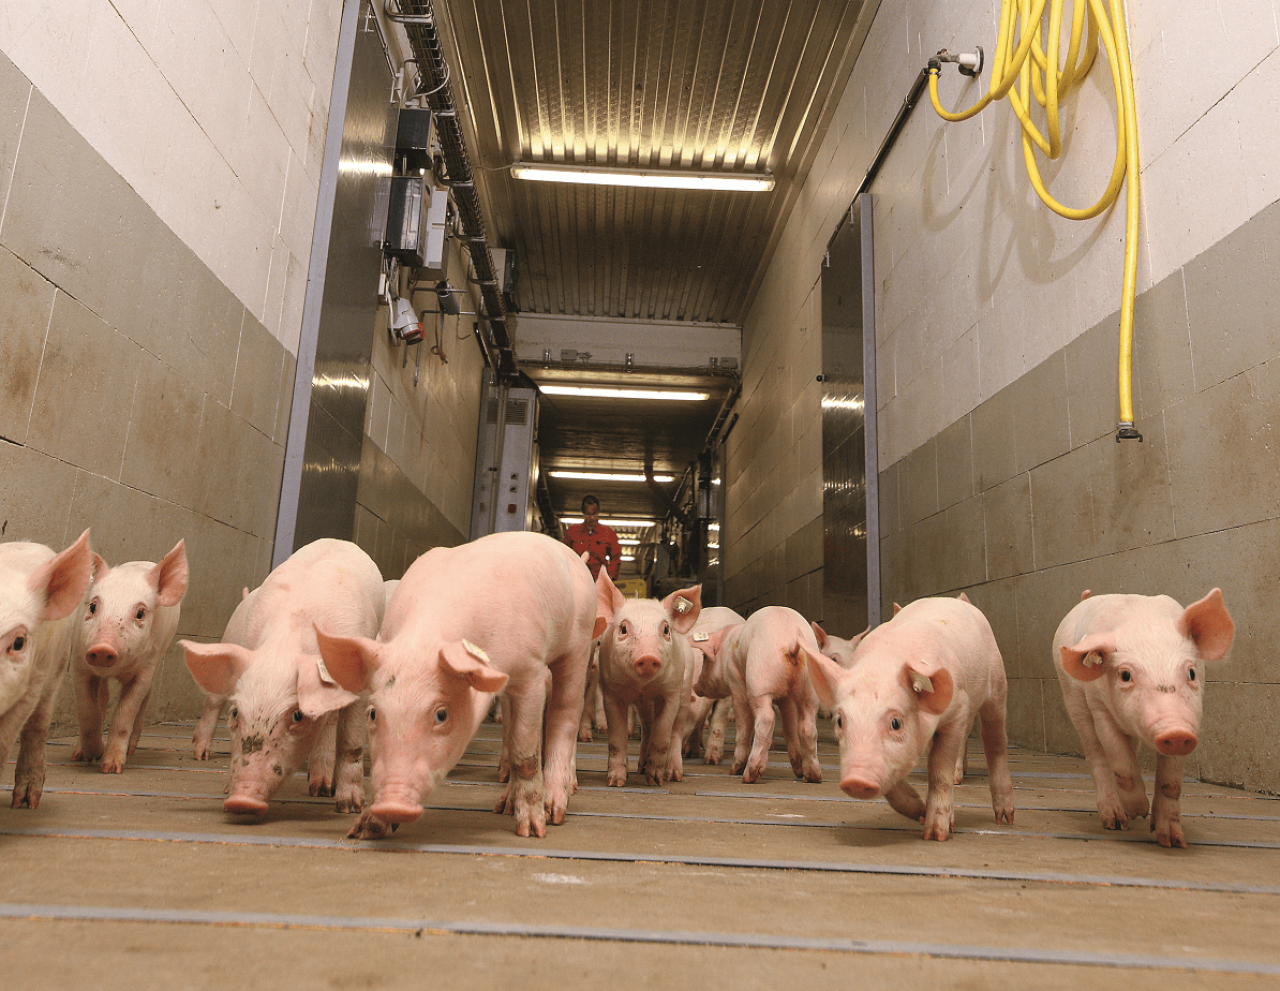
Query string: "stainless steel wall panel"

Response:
xmin=276 ymin=0 xmax=396 ymax=564
xmin=820 ymin=196 xmax=876 ymax=635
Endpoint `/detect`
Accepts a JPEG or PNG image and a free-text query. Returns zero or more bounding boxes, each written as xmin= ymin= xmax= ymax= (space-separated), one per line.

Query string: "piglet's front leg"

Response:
xmin=102 ymin=673 xmax=154 ymax=773
xmin=1152 ymin=754 xmax=1188 ymax=849
xmin=347 ymin=809 xmax=394 ymax=840
xmin=883 ymin=779 xmax=926 ymax=823
xmin=332 ymin=705 xmax=366 ymax=813
xmin=307 ymin=713 xmax=339 ymax=798
xmin=492 ymin=684 xmax=549 ymax=837
xmin=603 ymin=693 xmax=632 ymax=787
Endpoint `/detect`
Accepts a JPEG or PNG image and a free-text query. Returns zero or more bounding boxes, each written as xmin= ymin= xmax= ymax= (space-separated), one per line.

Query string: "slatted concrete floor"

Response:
xmin=3 ymin=719 xmax=1279 ymax=989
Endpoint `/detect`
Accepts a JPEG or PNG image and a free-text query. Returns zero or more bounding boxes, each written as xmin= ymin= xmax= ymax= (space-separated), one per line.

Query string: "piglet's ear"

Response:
xmin=663 ymin=585 xmax=702 ymax=635
xmin=1059 ymin=634 xmax=1114 ymax=682
xmin=810 ymin=622 xmax=829 ymax=650
xmin=440 ymin=640 xmax=509 ymax=694
xmin=698 ymin=624 xmax=739 ymax=663
xmin=314 ymin=626 xmax=382 ymax=694
xmin=1178 ymin=588 xmax=1234 ymax=663
xmin=802 ymin=645 xmax=843 ymax=709
xmin=32 ymin=529 xmax=93 ymax=622
xmin=296 ymin=654 xmax=359 ymax=719
xmin=150 ymin=540 xmax=189 ymax=608
xmin=595 ymin=569 xmax=626 ymax=627
xmin=905 ymin=662 xmax=953 ymax=715
xmin=182 ymin=641 xmax=252 ymax=696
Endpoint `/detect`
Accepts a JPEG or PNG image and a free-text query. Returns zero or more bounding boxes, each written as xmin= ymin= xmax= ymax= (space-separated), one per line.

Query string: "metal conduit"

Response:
xmin=385 ymin=0 xmax=519 ymax=378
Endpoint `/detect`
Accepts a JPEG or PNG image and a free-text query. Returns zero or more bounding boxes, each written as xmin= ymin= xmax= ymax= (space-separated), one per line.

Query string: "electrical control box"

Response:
xmin=394 ymin=108 xmax=433 ymax=175
xmin=384 ymin=176 xmax=428 ymax=267
xmin=420 ymin=184 xmax=452 ymax=279
xmin=470 ymin=377 xmax=539 ymax=538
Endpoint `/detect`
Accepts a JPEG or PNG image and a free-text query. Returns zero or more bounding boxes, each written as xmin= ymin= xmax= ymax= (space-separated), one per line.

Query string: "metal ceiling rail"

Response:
xmin=385 ymin=0 xmax=520 ymax=378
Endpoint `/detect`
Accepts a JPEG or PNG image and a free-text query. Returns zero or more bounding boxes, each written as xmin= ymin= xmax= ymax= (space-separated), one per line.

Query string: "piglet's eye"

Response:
xmin=435 ymin=708 xmax=448 ymax=724
xmin=368 ymin=708 xmax=377 ymax=723
xmin=1188 ymin=668 xmax=1197 ymax=682
xmin=618 ymin=622 xmax=628 ymax=636
xmin=889 ymin=717 xmax=902 ymax=731
xmin=88 ymin=602 xmax=97 ymax=615
xmin=835 ymin=714 xmax=843 ymax=730
xmin=11 ymin=636 xmax=25 ymax=652
xmin=291 ymin=710 xmax=304 ymax=723
xmin=1120 ymin=670 xmax=1132 ymax=683
xmin=136 ymin=607 xmax=146 ymax=621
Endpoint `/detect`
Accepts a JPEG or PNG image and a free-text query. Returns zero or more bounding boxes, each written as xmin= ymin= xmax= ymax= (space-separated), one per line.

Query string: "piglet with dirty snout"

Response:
xmin=595 ymin=572 xmax=701 ymax=786
xmin=0 ymin=531 xmax=93 ymax=809
xmin=1053 ymin=588 xmax=1233 ymax=848
xmin=804 ymin=596 xmax=1015 ymax=840
xmin=316 ymin=531 xmax=602 ymax=839
xmin=181 ymin=539 xmax=384 ymax=816
xmin=71 ymin=541 xmax=188 ymax=773
xmin=695 ymin=606 xmax=824 ymax=784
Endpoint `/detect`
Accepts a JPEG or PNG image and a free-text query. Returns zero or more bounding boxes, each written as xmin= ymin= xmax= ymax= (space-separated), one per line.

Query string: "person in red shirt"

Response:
xmin=564 ymin=495 xmax=621 ymax=581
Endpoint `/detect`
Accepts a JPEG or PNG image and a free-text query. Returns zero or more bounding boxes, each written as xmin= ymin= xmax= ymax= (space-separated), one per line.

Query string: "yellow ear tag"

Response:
xmin=1083 ymin=651 xmax=1103 ymax=668
xmin=462 ymin=639 xmax=491 ymax=664
xmin=911 ymin=673 xmax=935 ymax=695
xmin=693 ymin=631 xmax=710 ymax=642
xmin=316 ymin=657 xmax=338 ymax=686
xmin=675 ymin=598 xmax=692 ymax=615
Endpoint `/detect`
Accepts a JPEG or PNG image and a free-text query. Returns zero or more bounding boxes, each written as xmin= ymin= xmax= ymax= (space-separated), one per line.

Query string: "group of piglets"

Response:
xmin=591 ymin=568 xmax=1233 ymax=849
xmin=0 ymin=525 xmax=1235 ymax=851
xmin=182 ymin=532 xmax=601 ymax=840
xmin=0 ymin=530 xmax=189 ymax=808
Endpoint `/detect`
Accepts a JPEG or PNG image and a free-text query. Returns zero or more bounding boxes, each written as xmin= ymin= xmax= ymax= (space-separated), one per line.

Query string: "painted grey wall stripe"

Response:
xmin=1 ymin=903 xmax=1274 ymax=975
xmin=3 ymin=826 xmax=1276 ymax=894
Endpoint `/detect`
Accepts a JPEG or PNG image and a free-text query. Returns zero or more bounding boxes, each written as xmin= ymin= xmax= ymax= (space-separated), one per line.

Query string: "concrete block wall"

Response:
xmin=0 ymin=45 xmax=303 ymax=729
xmin=723 ymin=279 xmax=825 ymax=620
xmin=733 ymin=0 xmax=1280 ymax=792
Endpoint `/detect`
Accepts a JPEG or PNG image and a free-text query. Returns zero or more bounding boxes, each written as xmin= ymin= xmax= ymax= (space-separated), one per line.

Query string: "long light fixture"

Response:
xmin=550 ymin=470 xmax=675 ymax=483
xmin=511 ymin=162 xmax=774 ymax=192
xmin=540 ymin=385 xmax=709 ymax=402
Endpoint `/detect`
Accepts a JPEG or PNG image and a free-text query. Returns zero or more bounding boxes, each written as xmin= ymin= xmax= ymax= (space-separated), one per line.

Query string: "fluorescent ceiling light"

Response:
xmin=511 ymin=163 xmax=774 ymax=192
xmin=563 ymin=518 xmax=656 ymax=528
xmin=550 ymin=470 xmax=675 ymax=483
xmin=541 ymin=385 xmax=709 ymax=402
xmin=619 ymin=539 xmax=641 ymax=546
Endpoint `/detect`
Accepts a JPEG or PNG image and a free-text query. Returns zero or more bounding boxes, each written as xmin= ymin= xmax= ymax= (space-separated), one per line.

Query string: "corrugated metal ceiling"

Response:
xmin=433 ymin=0 xmax=876 ymax=324
xmin=401 ymin=0 xmax=879 ymax=553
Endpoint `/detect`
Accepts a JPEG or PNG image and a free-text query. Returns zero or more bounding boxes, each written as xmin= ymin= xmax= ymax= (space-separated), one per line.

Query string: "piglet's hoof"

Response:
xmin=347 ymin=811 xmax=393 ymax=840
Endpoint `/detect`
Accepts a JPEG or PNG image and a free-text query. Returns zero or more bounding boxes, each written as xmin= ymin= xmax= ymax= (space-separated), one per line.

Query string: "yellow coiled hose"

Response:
xmin=928 ymin=0 xmax=1141 ymax=439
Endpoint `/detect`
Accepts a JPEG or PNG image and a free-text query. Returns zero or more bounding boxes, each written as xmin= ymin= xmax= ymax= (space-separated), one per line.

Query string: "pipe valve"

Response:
xmin=935 ymin=47 xmax=984 ymax=77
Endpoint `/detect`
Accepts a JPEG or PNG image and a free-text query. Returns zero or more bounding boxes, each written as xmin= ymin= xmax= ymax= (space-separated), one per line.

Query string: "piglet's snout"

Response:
xmin=632 ymin=652 xmax=663 ymax=677
xmin=86 ymin=643 xmax=119 ymax=668
xmin=840 ymin=775 xmax=882 ymax=801
xmin=1154 ymin=729 xmax=1197 ymax=757
xmin=370 ymin=795 xmax=424 ymax=824
xmin=224 ymin=792 xmax=269 ymax=816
